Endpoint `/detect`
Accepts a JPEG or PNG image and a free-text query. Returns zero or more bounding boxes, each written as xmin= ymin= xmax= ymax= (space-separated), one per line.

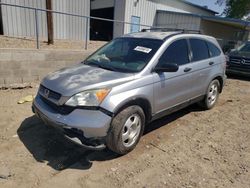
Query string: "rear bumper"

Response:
xmin=32 ymin=95 xmax=112 ymax=149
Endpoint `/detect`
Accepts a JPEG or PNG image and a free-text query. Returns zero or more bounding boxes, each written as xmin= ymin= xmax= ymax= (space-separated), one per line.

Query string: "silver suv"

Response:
xmin=32 ymin=30 xmax=226 ymax=154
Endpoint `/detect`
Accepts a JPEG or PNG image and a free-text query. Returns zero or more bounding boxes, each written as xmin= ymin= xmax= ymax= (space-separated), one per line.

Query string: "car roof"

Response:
xmin=120 ymin=31 xmax=220 ymax=49
xmin=121 ymin=31 xmax=180 ymax=40
xmin=121 ymin=31 xmax=213 ymax=41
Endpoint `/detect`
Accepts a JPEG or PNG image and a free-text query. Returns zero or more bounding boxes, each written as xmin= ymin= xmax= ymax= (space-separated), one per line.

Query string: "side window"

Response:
xmin=158 ymin=39 xmax=189 ymax=66
xmin=190 ymin=38 xmax=209 ymax=62
xmin=207 ymin=41 xmax=221 ymax=57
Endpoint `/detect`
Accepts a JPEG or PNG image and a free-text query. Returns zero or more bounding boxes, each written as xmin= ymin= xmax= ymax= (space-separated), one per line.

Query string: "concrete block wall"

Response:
xmin=0 ymin=49 xmax=94 ymax=88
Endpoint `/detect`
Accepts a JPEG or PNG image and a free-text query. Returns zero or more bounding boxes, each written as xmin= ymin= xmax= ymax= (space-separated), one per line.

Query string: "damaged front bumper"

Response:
xmin=32 ymin=95 xmax=112 ymax=150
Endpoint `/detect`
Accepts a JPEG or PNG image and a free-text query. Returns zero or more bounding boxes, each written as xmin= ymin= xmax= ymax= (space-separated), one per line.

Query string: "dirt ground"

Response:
xmin=0 ymin=36 xmax=106 ymax=50
xmin=0 ymin=77 xmax=250 ymax=188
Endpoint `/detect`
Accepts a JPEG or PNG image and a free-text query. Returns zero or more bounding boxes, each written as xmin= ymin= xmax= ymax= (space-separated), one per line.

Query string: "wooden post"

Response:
xmin=46 ymin=0 xmax=54 ymax=45
xmin=0 ymin=0 xmax=3 ymax=35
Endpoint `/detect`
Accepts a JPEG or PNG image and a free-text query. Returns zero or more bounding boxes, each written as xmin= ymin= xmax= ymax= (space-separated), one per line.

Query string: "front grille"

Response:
xmin=230 ymin=56 xmax=250 ymax=65
xmin=229 ymin=57 xmax=241 ymax=64
xmin=40 ymin=95 xmax=74 ymax=115
xmin=39 ymin=85 xmax=61 ymax=101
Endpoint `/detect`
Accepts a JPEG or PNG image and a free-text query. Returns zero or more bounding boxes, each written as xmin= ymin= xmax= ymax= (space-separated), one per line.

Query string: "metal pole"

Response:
xmin=35 ymin=9 xmax=39 ymax=49
xmin=85 ymin=17 xmax=89 ymax=50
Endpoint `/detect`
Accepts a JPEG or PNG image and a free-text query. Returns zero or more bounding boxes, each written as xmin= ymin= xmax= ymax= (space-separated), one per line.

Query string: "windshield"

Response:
xmin=84 ymin=38 xmax=163 ymax=73
xmin=237 ymin=42 xmax=250 ymax=52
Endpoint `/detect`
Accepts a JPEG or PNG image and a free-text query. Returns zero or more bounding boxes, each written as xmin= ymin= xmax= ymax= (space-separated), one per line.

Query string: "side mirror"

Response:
xmin=154 ymin=63 xmax=179 ymax=73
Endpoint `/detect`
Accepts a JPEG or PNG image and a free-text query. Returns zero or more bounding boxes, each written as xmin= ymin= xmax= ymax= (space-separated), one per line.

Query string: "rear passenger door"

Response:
xmin=187 ymin=38 xmax=212 ymax=97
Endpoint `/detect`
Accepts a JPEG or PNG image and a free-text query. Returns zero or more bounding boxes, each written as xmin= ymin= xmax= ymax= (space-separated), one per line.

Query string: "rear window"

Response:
xmin=207 ymin=41 xmax=221 ymax=57
xmin=190 ymin=38 xmax=209 ymax=62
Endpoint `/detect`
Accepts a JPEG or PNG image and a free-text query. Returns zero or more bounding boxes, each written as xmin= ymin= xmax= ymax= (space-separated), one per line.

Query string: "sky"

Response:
xmin=186 ymin=0 xmax=226 ymax=15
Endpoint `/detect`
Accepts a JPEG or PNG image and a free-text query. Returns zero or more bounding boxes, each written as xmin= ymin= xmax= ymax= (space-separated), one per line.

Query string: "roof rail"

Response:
xmin=141 ymin=27 xmax=201 ymax=34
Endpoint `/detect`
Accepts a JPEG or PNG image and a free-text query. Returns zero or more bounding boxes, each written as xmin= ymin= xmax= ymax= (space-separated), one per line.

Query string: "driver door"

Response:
xmin=153 ymin=39 xmax=194 ymax=114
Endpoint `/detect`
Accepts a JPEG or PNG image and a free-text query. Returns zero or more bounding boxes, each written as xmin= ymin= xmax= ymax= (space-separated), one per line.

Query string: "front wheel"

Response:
xmin=106 ymin=105 xmax=145 ymax=155
xmin=199 ymin=79 xmax=220 ymax=110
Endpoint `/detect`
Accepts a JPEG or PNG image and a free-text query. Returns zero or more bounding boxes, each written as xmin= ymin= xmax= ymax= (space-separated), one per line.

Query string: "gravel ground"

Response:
xmin=0 ymin=77 xmax=250 ymax=188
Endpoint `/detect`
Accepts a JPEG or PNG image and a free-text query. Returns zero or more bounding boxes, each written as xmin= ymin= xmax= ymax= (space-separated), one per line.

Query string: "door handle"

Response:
xmin=209 ymin=62 xmax=214 ymax=65
xmin=184 ymin=67 xmax=192 ymax=72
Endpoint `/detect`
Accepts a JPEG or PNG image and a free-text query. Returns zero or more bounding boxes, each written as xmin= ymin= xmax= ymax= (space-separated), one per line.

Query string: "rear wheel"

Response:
xmin=106 ymin=105 xmax=145 ymax=155
xmin=199 ymin=79 xmax=220 ymax=110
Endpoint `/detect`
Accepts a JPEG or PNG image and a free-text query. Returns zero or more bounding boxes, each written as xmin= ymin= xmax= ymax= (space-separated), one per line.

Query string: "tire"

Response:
xmin=199 ymin=79 xmax=220 ymax=110
xmin=106 ymin=105 xmax=145 ymax=155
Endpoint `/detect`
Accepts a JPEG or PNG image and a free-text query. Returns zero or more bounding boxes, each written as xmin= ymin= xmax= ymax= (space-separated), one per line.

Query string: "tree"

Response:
xmin=216 ymin=0 xmax=250 ymax=19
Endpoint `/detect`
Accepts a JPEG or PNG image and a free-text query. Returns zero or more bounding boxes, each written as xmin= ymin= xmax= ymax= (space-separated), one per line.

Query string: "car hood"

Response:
xmin=229 ymin=50 xmax=250 ymax=59
xmin=41 ymin=63 xmax=135 ymax=96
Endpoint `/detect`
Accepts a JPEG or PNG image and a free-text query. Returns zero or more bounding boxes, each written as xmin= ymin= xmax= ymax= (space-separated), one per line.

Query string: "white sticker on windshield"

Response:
xmin=134 ymin=46 xmax=152 ymax=53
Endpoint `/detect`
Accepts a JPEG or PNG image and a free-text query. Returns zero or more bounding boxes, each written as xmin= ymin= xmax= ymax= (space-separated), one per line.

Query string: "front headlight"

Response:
xmin=65 ymin=89 xmax=110 ymax=107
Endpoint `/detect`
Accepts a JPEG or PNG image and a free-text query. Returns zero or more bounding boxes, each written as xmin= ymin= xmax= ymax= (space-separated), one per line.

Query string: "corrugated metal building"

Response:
xmin=155 ymin=10 xmax=250 ymax=51
xmin=95 ymin=0 xmax=216 ymax=38
xmin=156 ymin=10 xmax=201 ymax=30
xmin=109 ymin=0 xmax=249 ymax=50
xmin=0 ymin=0 xmax=90 ymax=40
xmin=0 ymin=0 xmax=249 ymax=49
xmin=0 ymin=0 xmax=217 ymax=41
xmin=115 ymin=0 xmax=216 ymax=37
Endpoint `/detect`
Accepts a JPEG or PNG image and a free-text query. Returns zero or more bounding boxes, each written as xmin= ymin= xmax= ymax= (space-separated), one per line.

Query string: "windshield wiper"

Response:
xmin=84 ymin=60 xmax=117 ymax=72
xmin=98 ymin=64 xmax=118 ymax=71
xmin=84 ymin=60 xmax=136 ymax=73
xmin=83 ymin=60 xmax=98 ymax=65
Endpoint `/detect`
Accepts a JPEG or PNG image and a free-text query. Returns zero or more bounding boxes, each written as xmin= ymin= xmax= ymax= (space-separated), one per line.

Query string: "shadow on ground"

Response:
xmin=144 ymin=104 xmax=201 ymax=135
xmin=18 ymin=104 xmax=201 ymax=171
xmin=17 ymin=116 xmax=120 ymax=171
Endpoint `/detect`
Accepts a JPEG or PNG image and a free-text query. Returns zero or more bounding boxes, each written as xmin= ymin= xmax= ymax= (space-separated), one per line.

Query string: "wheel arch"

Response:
xmin=212 ymin=75 xmax=224 ymax=93
xmin=113 ymin=97 xmax=152 ymax=124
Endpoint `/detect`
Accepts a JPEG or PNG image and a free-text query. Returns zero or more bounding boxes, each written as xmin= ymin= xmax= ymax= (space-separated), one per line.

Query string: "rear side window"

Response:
xmin=207 ymin=41 xmax=221 ymax=57
xmin=190 ymin=38 xmax=209 ymax=62
xmin=159 ymin=39 xmax=189 ymax=66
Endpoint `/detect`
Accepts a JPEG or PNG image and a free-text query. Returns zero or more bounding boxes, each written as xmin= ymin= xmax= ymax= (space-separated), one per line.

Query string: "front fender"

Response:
xmin=100 ymin=84 xmax=154 ymax=114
